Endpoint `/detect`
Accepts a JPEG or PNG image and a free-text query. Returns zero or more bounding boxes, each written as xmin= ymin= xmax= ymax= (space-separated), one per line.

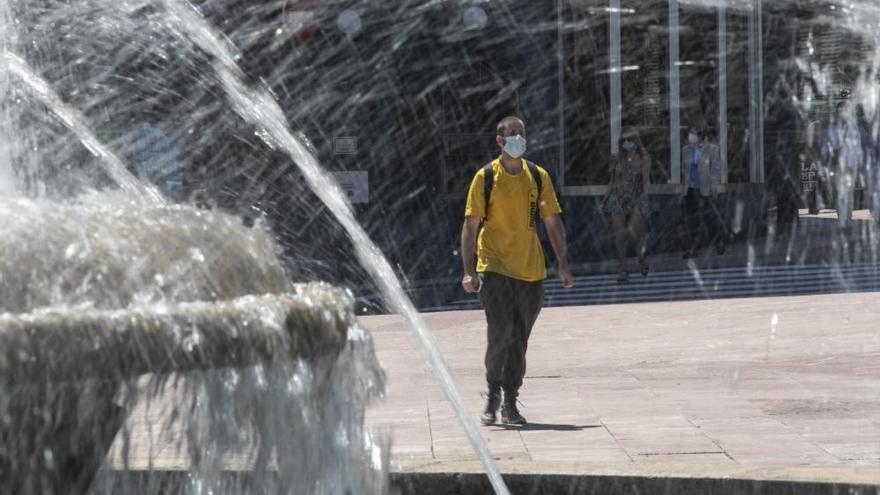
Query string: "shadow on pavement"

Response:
xmin=490 ymin=423 xmax=602 ymax=432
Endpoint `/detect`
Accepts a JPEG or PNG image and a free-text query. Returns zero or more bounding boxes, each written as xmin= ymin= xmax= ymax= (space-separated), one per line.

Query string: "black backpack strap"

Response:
xmin=525 ymin=161 xmax=542 ymax=199
xmin=526 ymin=160 xmax=543 ymax=227
xmin=473 ymin=163 xmax=494 ymax=271
xmin=482 ymin=163 xmax=494 ymax=218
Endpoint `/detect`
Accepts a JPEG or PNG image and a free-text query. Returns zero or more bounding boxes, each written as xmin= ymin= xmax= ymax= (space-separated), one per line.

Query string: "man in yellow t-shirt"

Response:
xmin=460 ymin=116 xmax=574 ymax=426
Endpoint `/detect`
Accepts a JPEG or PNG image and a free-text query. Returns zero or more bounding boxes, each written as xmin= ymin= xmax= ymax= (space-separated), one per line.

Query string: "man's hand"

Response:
xmin=460 ymin=217 xmax=481 ymax=293
xmin=462 ymin=272 xmax=480 ymax=293
xmin=558 ymin=265 xmax=574 ymax=288
xmin=543 ymin=214 xmax=574 ymax=289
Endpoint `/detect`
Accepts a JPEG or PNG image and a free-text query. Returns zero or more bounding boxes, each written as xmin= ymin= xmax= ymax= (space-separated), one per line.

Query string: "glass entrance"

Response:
xmin=561 ymin=0 xmax=760 ymax=193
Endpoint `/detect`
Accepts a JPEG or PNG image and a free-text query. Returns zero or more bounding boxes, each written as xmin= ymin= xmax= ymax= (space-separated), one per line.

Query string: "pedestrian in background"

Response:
xmin=823 ymin=101 xmax=862 ymax=226
xmin=680 ymin=124 xmax=725 ymax=258
xmin=601 ymin=126 xmax=651 ymax=284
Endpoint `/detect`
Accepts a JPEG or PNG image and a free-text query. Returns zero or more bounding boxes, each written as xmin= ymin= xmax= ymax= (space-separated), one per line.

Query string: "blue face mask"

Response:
xmin=503 ymin=135 xmax=527 ymax=158
xmin=621 ymin=139 xmax=636 ymax=151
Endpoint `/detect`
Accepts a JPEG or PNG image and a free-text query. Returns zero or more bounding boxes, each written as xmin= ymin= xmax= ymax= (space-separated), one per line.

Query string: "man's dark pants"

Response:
xmin=684 ymin=188 xmax=727 ymax=253
xmin=478 ymin=272 xmax=543 ymax=396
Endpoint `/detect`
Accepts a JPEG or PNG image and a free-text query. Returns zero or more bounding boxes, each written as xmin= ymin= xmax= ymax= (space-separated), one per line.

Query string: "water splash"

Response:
xmin=3 ymin=52 xmax=165 ymax=204
xmin=158 ymin=1 xmax=510 ymax=493
xmin=0 ymin=198 xmax=288 ymax=313
xmin=0 ymin=197 xmax=389 ymax=494
xmin=0 ymin=0 xmax=23 ymax=195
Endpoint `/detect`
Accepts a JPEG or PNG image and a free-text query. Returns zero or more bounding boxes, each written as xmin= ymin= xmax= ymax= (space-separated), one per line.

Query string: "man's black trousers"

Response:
xmin=684 ymin=188 xmax=727 ymax=252
xmin=478 ymin=272 xmax=544 ymax=393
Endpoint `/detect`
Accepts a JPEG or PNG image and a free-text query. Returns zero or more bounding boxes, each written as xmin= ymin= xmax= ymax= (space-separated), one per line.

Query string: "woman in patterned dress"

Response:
xmin=601 ymin=126 xmax=651 ymax=284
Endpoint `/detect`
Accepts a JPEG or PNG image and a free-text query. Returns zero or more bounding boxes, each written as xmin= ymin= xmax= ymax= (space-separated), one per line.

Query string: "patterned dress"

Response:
xmin=602 ymin=153 xmax=648 ymax=215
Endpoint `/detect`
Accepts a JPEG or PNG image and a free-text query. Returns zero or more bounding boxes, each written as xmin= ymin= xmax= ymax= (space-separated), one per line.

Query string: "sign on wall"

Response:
xmin=801 ymin=161 xmax=818 ymax=192
xmin=331 ymin=171 xmax=369 ymax=204
xmin=333 ymin=136 xmax=358 ymax=155
xmin=283 ymin=0 xmax=317 ymax=43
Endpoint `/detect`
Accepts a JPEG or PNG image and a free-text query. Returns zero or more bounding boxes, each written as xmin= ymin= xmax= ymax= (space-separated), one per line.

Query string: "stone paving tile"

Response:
xmin=604 ymin=426 xmax=723 ymax=457
xmin=691 ymin=418 xmax=842 ymax=465
xmin=631 ymin=453 xmax=733 ymax=463
xmin=776 ymin=419 xmax=880 ymax=462
xmin=519 ymin=425 xmax=630 ymax=463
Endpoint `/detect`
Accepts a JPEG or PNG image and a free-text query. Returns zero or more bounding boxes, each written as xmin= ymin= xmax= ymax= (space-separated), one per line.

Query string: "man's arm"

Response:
xmin=679 ymin=146 xmax=688 ymax=197
xmin=542 ymin=214 xmax=574 ymax=288
xmin=460 ymin=216 xmax=482 ymax=293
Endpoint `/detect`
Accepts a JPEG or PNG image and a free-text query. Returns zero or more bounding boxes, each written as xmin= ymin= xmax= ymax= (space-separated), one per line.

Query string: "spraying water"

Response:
xmin=0 ymin=195 xmax=389 ymax=494
xmin=158 ymin=1 xmax=510 ymax=493
xmin=4 ymin=52 xmax=165 ymax=204
xmin=0 ymin=0 xmax=22 ymax=195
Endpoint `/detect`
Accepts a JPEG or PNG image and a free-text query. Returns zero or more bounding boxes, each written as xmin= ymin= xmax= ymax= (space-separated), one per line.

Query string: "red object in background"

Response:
xmin=283 ymin=0 xmax=317 ymax=43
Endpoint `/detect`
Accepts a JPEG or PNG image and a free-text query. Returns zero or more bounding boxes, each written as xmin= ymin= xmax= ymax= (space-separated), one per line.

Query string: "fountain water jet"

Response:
xmin=158 ymin=1 xmax=510 ymax=492
xmin=4 ymin=53 xmax=165 ymax=204
xmin=0 ymin=4 xmax=388 ymax=490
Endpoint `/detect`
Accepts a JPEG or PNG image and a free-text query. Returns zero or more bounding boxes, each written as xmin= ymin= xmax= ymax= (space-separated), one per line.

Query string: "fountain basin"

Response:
xmin=0 ymin=283 xmax=353 ymax=384
xmin=0 ymin=200 xmax=375 ymax=494
xmin=0 ymin=283 xmax=363 ymax=495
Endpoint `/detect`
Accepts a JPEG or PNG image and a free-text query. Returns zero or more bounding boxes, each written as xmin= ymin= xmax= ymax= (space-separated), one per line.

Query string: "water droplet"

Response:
xmin=463 ymin=6 xmax=489 ymax=30
xmin=337 ymin=10 xmax=362 ymax=35
xmin=189 ymin=248 xmax=206 ymax=263
xmin=64 ymin=243 xmax=78 ymax=259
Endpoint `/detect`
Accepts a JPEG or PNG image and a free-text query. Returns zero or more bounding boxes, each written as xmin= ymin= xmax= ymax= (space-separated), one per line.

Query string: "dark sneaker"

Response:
xmin=480 ymin=389 xmax=501 ymax=425
xmin=501 ymin=401 xmax=526 ymax=425
xmin=716 ymin=243 xmax=726 ymax=256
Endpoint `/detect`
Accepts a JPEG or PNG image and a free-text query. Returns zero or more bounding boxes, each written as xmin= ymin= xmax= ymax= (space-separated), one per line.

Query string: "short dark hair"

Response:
xmin=497 ymin=116 xmax=524 ymax=136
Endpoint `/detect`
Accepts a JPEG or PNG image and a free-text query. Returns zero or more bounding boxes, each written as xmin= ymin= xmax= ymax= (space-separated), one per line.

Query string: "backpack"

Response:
xmin=481 ymin=160 xmax=543 ymax=228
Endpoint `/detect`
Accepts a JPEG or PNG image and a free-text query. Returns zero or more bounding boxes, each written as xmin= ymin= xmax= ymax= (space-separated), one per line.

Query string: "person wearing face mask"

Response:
xmin=460 ymin=116 xmax=574 ymax=426
xmin=822 ymin=101 xmax=863 ymax=226
xmin=600 ymin=126 xmax=651 ymax=284
xmin=680 ymin=124 xmax=725 ymax=259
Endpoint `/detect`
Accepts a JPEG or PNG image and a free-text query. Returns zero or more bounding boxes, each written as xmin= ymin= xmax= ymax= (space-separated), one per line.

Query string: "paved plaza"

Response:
xmin=103 ymin=289 xmax=880 ymax=487
xmin=363 ymin=292 xmax=880 ymax=484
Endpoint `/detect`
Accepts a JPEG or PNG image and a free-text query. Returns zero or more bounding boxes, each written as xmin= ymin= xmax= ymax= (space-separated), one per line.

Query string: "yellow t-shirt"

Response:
xmin=464 ymin=158 xmax=562 ymax=282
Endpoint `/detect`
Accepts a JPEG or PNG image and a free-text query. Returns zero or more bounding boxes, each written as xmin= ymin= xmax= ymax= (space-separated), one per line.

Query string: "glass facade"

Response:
xmin=558 ymin=1 xmax=767 ymax=193
xmin=18 ymin=0 xmax=875 ymax=287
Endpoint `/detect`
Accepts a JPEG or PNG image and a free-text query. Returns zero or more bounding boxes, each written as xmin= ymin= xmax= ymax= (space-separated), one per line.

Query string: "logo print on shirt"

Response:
xmin=528 ymin=189 xmax=538 ymax=230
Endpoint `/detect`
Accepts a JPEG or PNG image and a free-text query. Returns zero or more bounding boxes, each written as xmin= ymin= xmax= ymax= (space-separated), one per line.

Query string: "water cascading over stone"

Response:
xmin=0 ymin=200 xmax=387 ymax=495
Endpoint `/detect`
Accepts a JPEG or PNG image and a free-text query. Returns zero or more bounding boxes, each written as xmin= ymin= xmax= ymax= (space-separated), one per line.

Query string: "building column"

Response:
xmin=669 ymin=0 xmax=681 ymax=185
xmin=557 ymin=0 xmax=566 ymax=186
xmin=718 ymin=3 xmax=728 ymax=183
xmin=748 ymin=0 xmax=764 ymax=183
xmin=609 ymin=0 xmax=622 ymax=156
